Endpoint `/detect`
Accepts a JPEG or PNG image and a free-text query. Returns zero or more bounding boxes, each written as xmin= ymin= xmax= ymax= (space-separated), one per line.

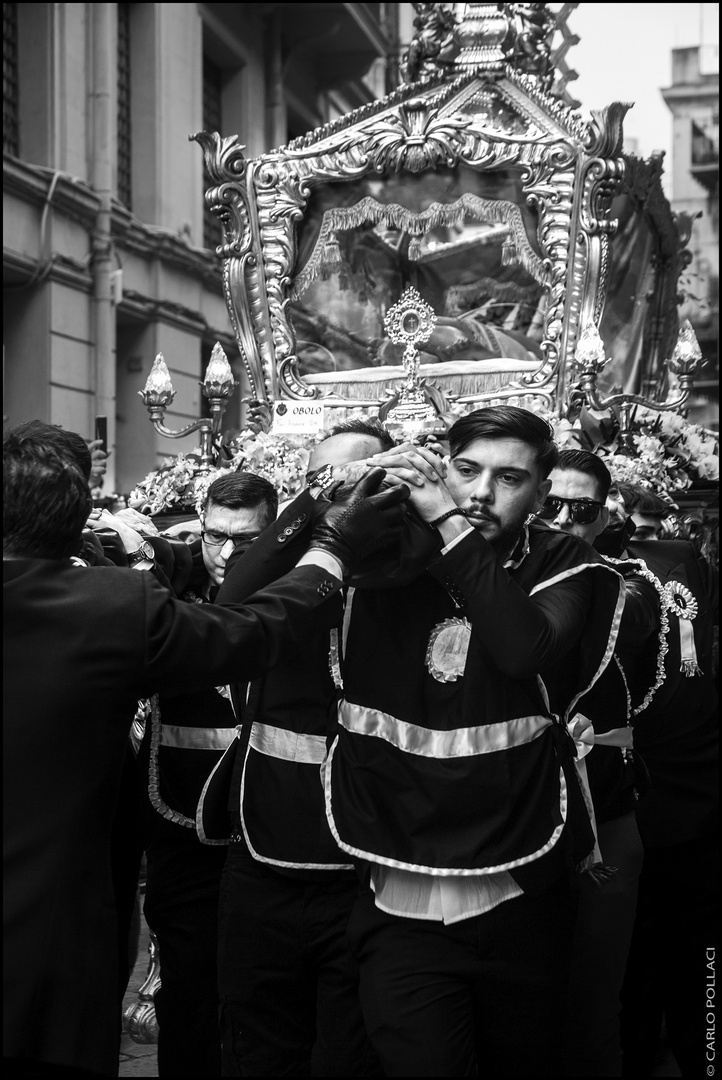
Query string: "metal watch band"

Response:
xmin=309 ymin=464 xmax=336 ymax=492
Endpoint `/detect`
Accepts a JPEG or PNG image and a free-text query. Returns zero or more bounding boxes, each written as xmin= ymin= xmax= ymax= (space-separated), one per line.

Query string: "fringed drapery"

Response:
xmin=291 ymin=194 xmax=548 ymax=301
xmin=303 ymin=359 xmax=542 ymax=402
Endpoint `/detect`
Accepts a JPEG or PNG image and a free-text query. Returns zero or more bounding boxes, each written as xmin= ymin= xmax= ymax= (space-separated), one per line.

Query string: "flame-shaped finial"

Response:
xmin=575 ymin=322 xmax=609 ymax=375
xmin=667 ymin=319 xmax=703 ymax=377
xmin=139 ymin=354 xmax=176 ymax=407
xmin=202 ymin=342 xmax=236 ymax=398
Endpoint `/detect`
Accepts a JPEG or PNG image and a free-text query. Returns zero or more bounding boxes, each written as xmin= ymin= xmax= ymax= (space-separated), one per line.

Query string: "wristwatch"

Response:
xmin=126 ymin=539 xmax=155 ymax=565
xmin=306 ymin=463 xmax=336 ymax=493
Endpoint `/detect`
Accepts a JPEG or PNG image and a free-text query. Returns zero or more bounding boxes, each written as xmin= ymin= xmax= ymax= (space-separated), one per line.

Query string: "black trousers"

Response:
xmin=561 ymin=812 xmax=644 ymax=1077
xmin=217 ymin=849 xmax=381 ymax=1077
xmin=3 ymin=1061 xmax=106 ymax=1079
xmin=620 ymin=831 xmax=720 ymax=1077
xmin=143 ymin=836 xmax=228 ymax=1077
xmin=346 ymin=880 xmax=577 ymax=1077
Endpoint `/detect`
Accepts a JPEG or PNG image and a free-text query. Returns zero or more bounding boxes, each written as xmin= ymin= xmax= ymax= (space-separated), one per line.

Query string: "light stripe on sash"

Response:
xmin=530 ymin=561 xmax=626 ymax=721
xmin=338 ymin=700 xmax=552 ymax=758
xmin=160 ymin=725 xmax=238 ymax=751
xmin=249 ymin=723 xmax=328 ymax=765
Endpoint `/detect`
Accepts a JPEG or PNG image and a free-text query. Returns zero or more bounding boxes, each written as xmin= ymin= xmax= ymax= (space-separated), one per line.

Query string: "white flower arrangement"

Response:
xmin=127 ymin=400 xmax=717 ymax=516
xmin=535 ymin=407 xmax=719 ymax=497
xmin=598 ymin=409 xmax=719 ymax=495
xmin=128 ymin=431 xmax=317 ymax=515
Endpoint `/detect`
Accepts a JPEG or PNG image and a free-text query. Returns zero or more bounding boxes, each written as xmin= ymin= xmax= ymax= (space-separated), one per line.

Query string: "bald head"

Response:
xmin=308 ymin=432 xmax=388 ymax=473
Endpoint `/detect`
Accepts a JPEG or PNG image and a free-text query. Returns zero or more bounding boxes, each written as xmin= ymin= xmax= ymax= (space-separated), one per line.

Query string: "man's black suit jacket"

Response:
xmin=3 ymin=554 xmax=340 ymax=1076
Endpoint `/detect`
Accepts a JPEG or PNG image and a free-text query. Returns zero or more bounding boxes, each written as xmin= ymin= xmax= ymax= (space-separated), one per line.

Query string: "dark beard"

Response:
xmin=485 ymin=519 xmax=527 ymax=562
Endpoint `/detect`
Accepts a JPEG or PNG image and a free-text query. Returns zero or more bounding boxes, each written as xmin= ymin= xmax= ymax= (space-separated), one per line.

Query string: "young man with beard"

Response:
xmin=322 ymin=406 xmax=624 ymax=1077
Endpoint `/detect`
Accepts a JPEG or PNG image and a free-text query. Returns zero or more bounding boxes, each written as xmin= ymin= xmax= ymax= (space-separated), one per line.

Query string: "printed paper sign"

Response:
xmin=271 ymin=401 xmax=326 ymax=435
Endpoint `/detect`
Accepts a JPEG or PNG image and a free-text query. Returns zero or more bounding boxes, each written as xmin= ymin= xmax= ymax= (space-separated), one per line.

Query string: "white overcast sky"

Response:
xmin=556 ymin=2 xmax=719 ymax=195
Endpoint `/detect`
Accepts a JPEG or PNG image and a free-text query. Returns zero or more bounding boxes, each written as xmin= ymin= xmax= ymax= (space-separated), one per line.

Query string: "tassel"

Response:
xmin=585 ymin=863 xmax=620 ymax=887
xmin=501 ymin=235 xmax=517 ymax=267
xmin=323 ymin=231 xmax=342 ymax=267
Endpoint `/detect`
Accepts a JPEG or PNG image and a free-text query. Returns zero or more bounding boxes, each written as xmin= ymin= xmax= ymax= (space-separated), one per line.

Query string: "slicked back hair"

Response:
xmin=448 ymin=406 xmax=559 ymax=478
xmin=324 ymin=417 xmax=395 ymax=452
xmin=202 ymin=471 xmax=278 ymax=528
xmin=555 ymin=448 xmax=613 ymax=502
xmin=4 ymin=434 xmax=92 ymax=559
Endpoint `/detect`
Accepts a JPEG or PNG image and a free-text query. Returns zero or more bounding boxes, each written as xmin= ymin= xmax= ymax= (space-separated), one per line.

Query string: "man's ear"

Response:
xmin=533 ymin=477 xmax=552 ymax=513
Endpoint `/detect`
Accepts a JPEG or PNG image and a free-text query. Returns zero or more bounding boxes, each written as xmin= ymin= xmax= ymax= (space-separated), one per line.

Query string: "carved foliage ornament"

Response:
xmin=360 ymin=99 xmax=472 ymax=173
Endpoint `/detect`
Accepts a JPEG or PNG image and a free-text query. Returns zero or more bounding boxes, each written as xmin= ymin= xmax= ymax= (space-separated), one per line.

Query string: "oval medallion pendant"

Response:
xmin=425 ymin=617 xmax=472 ymax=683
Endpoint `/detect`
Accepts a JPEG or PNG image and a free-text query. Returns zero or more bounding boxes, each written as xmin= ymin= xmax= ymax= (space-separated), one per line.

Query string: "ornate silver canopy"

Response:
xmin=193 ymin=2 xmax=694 ymax=425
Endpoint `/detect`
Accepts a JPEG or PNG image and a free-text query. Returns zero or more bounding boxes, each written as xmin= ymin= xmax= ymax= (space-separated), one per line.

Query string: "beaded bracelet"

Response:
xmin=429 ymin=508 xmax=468 ymax=528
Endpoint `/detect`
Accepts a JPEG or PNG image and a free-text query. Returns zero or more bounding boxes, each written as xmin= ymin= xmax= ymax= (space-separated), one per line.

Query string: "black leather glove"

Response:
xmin=308 ymin=467 xmax=409 ymax=573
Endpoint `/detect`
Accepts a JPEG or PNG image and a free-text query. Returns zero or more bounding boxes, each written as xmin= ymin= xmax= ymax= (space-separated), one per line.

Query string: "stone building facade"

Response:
xmin=662 ymin=42 xmax=719 ymax=430
xmin=3 ymin=2 xmax=404 ymax=494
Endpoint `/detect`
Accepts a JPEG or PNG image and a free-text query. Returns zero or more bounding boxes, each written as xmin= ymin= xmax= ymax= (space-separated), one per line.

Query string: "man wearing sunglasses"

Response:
xmin=542 ymin=448 xmax=668 ymax=1076
xmin=138 ymin=471 xmax=279 ymax=1077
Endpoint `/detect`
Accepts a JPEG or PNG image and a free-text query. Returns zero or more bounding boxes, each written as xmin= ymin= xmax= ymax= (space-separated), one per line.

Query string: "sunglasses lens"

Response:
xmin=540 ymin=498 xmax=601 ymax=524
xmin=538 ymin=499 xmax=561 ymax=519
xmin=570 ymin=502 xmax=600 ymax=524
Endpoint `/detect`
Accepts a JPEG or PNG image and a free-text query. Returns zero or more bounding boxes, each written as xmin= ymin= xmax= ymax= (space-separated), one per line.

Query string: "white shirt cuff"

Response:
xmin=440 ymin=525 xmax=475 ymax=555
xmin=296 ymin=550 xmax=344 ymax=580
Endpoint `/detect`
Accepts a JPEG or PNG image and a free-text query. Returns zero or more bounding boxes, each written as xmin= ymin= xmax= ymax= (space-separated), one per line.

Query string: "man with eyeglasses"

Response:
xmin=3 ymin=430 xmax=408 ymax=1080
xmin=137 ymin=471 xmax=279 ymax=1077
xmin=203 ymin=419 xmax=398 ymax=1077
xmin=542 ymin=448 xmax=668 ymax=1076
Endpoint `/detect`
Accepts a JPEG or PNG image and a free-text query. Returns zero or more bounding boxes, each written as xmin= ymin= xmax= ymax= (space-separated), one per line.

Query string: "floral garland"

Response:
xmin=126 ymin=398 xmax=718 ymax=516
xmin=544 ymin=407 xmax=719 ymax=498
xmin=128 ymin=430 xmax=317 ymax=514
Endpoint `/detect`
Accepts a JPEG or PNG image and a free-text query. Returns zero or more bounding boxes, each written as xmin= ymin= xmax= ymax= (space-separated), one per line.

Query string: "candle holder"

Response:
xmin=575 ymin=320 xmax=704 ymax=449
xmin=138 ymin=342 xmax=238 ymax=469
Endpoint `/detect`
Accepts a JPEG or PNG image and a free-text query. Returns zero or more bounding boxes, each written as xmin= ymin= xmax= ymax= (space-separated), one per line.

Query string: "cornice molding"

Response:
xmin=3 ymin=154 xmax=224 ymax=294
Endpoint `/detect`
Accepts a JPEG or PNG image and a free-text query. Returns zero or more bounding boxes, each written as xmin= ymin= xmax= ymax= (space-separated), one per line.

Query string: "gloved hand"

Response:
xmin=308 ymin=467 xmax=409 ymax=574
